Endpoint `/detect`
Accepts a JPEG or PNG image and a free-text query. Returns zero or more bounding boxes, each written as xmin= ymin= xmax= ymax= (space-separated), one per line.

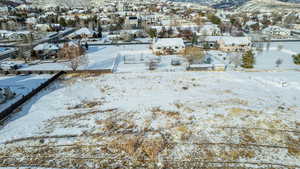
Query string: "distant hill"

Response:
xmin=171 ymin=0 xmax=300 ymax=8
xmin=0 ymin=0 xmax=23 ymax=7
xmin=2 ymin=0 xmax=300 ymax=9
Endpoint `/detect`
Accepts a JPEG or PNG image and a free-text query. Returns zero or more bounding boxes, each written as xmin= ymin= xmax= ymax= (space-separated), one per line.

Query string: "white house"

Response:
xmin=152 ymin=38 xmax=185 ymax=55
xmin=125 ymin=16 xmax=139 ymax=28
xmin=34 ymin=24 xmax=51 ymax=32
xmin=218 ymin=36 xmax=252 ymax=52
xmin=199 ymin=24 xmax=221 ymax=36
xmin=68 ymin=27 xmax=95 ymax=39
xmin=262 ymin=26 xmax=291 ymax=37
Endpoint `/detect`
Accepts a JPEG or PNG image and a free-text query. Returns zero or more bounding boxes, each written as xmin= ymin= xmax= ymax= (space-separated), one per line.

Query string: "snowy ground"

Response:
xmin=19 ymin=45 xmax=119 ymax=71
xmin=254 ymin=42 xmax=300 ymax=70
xmin=0 ymin=71 xmax=299 ymax=168
xmin=0 ymin=74 xmax=52 ymax=113
xmin=19 ymin=45 xmax=188 ymax=72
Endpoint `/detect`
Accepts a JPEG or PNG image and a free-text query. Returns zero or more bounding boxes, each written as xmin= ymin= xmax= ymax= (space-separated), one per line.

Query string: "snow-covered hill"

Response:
xmin=171 ymin=0 xmax=300 ymax=9
xmin=237 ymin=0 xmax=300 ymax=12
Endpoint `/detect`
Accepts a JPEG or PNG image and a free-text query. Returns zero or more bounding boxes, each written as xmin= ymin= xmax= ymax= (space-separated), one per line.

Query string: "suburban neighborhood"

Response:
xmin=0 ymin=0 xmax=299 ymax=168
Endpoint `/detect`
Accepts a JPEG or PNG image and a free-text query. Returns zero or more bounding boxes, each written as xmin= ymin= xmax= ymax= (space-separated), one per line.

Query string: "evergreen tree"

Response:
xmin=242 ymin=50 xmax=255 ymax=68
xmin=97 ymin=25 xmax=103 ymax=38
xmin=191 ymin=33 xmax=198 ymax=46
xmin=85 ymin=42 xmax=89 ymax=50
xmin=208 ymin=14 xmax=221 ymax=25
xmin=59 ymin=18 xmax=67 ymax=27
xmin=148 ymin=28 xmax=157 ymax=38
xmin=292 ymin=54 xmax=300 ymax=65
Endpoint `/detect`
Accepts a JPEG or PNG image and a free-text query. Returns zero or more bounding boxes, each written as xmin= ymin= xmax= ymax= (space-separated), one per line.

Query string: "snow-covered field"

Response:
xmin=254 ymin=42 xmax=300 ymax=70
xmin=20 ymin=45 xmax=119 ymax=71
xmin=0 ymin=71 xmax=299 ymax=168
xmin=0 ymin=74 xmax=52 ymax=113
xmin=19 ymin=44 xmax=188 ymax=73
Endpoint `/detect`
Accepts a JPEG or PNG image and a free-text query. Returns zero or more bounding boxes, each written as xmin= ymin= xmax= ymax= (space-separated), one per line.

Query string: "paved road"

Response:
xmin=0 ymin=28 xmax=77 ymax=61
xmin=0 ymin=28 xmax=77 ymax=48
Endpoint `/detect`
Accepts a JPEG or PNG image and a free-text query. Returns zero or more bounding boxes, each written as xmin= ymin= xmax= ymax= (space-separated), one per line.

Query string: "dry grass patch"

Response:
xmin=67 ymin=100 xmax=104 ymax=110
xmin=239 ymin=130 xmax=257 ymax=144
xmin=109 ymin=132 xmax=166 ymax=162
xmin=96 ymin=118 xmax=136 ymax=133
xmin=226 ymin=107 xmax=259 ymax=117
xmin=141 ymin=137 xmax=165 ymax=161
xmin=151 ymin=107 xmax=180 ymax=120
xmin=173 ymin=125 xmax=192 ymax=141
xmin=286 ymin=135 xmax=300 ymax=158
xmin=220 ymin=149 xmax=256 ymax=161
xmin=224 ymin=98 xmax=249 ymax=106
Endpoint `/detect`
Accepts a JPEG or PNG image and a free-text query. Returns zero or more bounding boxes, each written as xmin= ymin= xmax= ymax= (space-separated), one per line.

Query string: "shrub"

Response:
xmin=292 ymin=54 xmax=300 ymax=65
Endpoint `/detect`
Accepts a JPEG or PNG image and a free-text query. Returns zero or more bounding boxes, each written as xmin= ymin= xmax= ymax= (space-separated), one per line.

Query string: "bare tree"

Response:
xmin=275 ymin=58 xmax=283 ymax=68
xmin=184 ymin=47 xmax=204 ymax=64
xmin=255 ymin=42 xmax=264 ymax=54
xmin=229 ymin=53 xmax=242 ymax=68
xmin=67 ymin=54 xmax=88 ymax=71
xmin=277 ymin=44 xmax=283 ymax=51
xmin=59 ymin=42 xmax=88 ymax=71
xmin=145 ymin=59 xmax=158 ymax=70
xmin=266 ymin=35 xmax=271 ymax=51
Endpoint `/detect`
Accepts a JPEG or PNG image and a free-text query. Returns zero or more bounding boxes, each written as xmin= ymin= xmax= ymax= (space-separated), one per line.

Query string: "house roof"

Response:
xmin=220 ymin=37 xmax=251 ymax=45
xmin=153 ymin=38 xmax=185 ymax=47
xmin=34 ymin=43 xmax=59 ymax=51
xmin=70 ymin=28 xmax=94 ymax=37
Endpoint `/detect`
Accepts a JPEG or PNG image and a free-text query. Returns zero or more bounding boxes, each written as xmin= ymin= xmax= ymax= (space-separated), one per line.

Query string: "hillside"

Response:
xmin=0 ymin=72 xmax=299 ymax=168
xmin=237 ymin=0 xmax=300 ymax=12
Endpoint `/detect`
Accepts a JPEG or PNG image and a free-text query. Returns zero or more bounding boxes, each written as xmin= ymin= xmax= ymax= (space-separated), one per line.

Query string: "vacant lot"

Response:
xmin=0 ymin=71 xmax=299 ymax=168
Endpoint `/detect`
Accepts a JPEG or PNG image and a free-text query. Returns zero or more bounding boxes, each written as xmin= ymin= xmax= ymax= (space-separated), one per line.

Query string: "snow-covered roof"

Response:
xmin=205 ymin=36 xmax=223 ymax=42
xmin=34 ymin=43 xmax=59 ymax=51
xmin=262 ymin=26 xmax=291 ymax=33
xmin=153 ymin=38 xmax=185 ymax=47
xmin=220 ymin=37 xmax=251 ymax=45
xmin=26 ymin=17 xmax=37 ymax=24
xmin=70 ymin=28 xmax=94 ymax=36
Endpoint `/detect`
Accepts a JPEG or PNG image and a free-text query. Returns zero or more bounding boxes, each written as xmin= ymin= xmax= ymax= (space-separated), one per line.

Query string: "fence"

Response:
xmin=0 ymin=71 xmax=65 ymax=121
xmin=0 ymin=69 xmax=112 ymax=75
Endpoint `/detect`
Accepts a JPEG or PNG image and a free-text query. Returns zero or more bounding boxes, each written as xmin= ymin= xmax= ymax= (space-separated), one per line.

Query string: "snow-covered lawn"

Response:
xmin=254 ymin=42 xmax=300 ymax=70
xmin=0 ymin=71 xmax=299 ymax=168
xmin=19 ymin=44 xmax=187 ymax=73
xmin=20 ymin=45 xmax=117 ymax=71
xmin=0 ymin=74 xmax=52 ymax=113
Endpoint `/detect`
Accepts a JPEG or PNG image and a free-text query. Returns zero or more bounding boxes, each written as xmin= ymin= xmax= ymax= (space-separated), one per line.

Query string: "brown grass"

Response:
xmin=286 ymin=135 xmax=300 ymax=157
xmin=108 ymin=132 xmax=166 ymax=162
xmin=175 ymin=125 xmax=192 ymax=141
xmin=141 ymin=137 xmax=165 ymax=161
xmin=109 ymin=135 xmax=141 ymax=156
xmin=220 ymin=149 xmax=255 ymax=160
xmin=67 ymin=100 xmax=103 ymax=110
xmin=151 ymin=107 xmax=180 ymax=119
xmin=240 ymin=131 xmax=257 ymax=144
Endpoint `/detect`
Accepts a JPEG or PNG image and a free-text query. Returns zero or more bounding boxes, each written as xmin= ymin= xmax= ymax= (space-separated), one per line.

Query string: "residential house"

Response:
xmin=125 ymin=16 xmax=140 ymax=28
xmin=218 ymin=36 xmax=252 ymax=52
xmin=33 ymin=43 xmax=59 ymax=59
xmin=152 ymin=38 xmax=185 ymax=55
xmin=262 ymin=26 xmax=291 ymax=37
xmin=34 ymin=24 xmax=51 ymax=32
xmin=199 ymin=23 xmax=221 ymax=36
xmin=68 ymin=27 xmax=95 ymax=39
